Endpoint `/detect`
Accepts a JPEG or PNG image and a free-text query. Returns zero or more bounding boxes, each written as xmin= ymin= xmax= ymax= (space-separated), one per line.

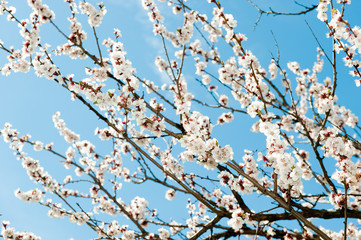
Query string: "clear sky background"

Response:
xmin=1 ymin=0 xmax=361 ymax=239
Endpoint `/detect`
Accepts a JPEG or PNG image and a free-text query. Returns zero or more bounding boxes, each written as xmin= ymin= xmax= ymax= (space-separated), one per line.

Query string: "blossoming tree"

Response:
xmin=1 ymin=0 xmax=361 ymax=239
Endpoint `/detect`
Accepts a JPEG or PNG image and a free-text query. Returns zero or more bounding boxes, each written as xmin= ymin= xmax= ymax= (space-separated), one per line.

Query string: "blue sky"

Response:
xmin=1 ymin=0 xmax=361 ymax=239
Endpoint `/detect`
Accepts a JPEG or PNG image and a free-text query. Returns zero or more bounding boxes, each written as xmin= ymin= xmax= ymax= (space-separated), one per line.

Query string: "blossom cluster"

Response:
xmin=79 ymin=2 xmax=106 ymax=28
xmin=1 ymin=123 xmax=59 ymax=193
xmin=1 ymin=221 xmax=41 ymax=240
